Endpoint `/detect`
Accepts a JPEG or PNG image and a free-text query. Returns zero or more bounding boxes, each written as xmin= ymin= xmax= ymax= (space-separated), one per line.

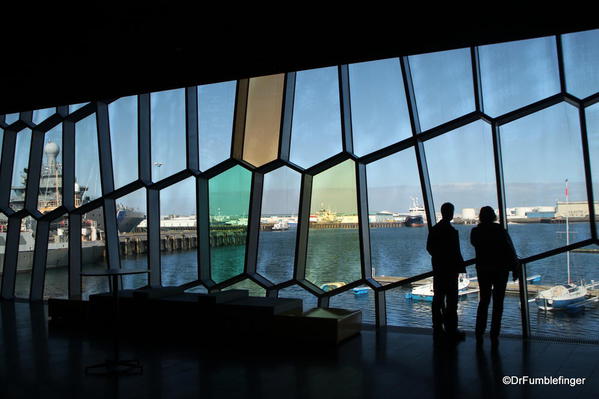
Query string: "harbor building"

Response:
xmin=1 ymin=9 xmax=599 ymax=398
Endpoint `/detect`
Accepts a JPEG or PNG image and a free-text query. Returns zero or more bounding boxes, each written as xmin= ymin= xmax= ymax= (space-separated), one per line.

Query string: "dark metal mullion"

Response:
xmin=0 ymin=129 xmax=17 ymax=209
xmin=185 ymin=87 xmax=199 ymax=172
xmin=30 ymin=220 xmax=50 ymax=301
xmin=231 ymin=79 xmax=249 ymax=161
xmin=138 ymin=94 xmax=151 ymax=184
xmin=400 ymin=57 xmax=436 ymax=227
xmin=338 ymin=65 xmax=354 ymax=154
xmin=278 ymin=72 xmax=296 ymax=162
xmin=518 ymin=262 xmax=531 ymax=338
xmin=147 ymin=188 xmax=160 ymax=287
xmin=96 ymin=102 xmax=115 ymax=195
xmin=0 ymin=216 xmax=21 ymax=299
xmin=577 ymin=106 xmax=597 ymax=240
xmin=244 ymin=172 xmax=264 ymax=274
xmin=196 ymin=177 xmax=212 ymax=286
xmin=68 ymin=213 xmax=82 ymax=299
xmin=492 ymin=124 xmax=508 ymax=228
xmin=471 ymin=46 xmax=484 ymax=112
xmin=293 ymin=174 xmax=313 ymax=281
xmin=62 ymin=121 xmax=75 ymax=210
xmin=102 ymin=199 xmax=121 ymax=271
xmin=25 ymin=129 xmax=45 ymax=212
xmin=556 ymin=35 xmax=567 ymax=94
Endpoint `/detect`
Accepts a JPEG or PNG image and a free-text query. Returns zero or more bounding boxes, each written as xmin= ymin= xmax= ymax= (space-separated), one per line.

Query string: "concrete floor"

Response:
xmin=1 ymin=300 xmax=599 ymax=399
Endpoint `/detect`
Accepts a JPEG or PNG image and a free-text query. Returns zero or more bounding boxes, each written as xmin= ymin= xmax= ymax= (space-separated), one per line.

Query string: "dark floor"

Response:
xmin=1 ymin=301 xmax=599 ymax=399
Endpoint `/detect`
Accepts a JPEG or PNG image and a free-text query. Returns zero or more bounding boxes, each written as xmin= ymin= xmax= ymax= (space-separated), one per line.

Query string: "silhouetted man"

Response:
xmin=426 ymin=202 xmax=466 ymax=342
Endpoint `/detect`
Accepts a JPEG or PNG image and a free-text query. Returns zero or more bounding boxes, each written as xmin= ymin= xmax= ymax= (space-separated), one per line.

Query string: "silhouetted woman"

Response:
xmin=470 ymin=206 xmax=519 ymax=345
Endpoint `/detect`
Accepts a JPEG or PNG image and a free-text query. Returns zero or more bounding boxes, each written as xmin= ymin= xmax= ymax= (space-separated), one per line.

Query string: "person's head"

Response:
xmin=440 ymin=202 xmax=454 ymax=220
xmin=479 ymin=206 xmax=497 ymax=224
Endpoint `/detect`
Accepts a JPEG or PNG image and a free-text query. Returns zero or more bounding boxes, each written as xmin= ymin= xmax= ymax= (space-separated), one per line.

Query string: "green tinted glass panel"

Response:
xmin=10 ymin=128 xmax=32 ymax=211
xmin=44 ymin=215 xmax=69 ymax=299
xmin=562 ymin=29 xmax=599 ymax=99
xmin=38 ymin=124 xmax=62 ymax=213
xmin=501 ymin=103 xmax=590 ymax=257
xmin=109 ymin=95 xmax=138 ymax=189
xmin=306 ymin=160 xmax=361 ymax=288
xmin=242 ymin=74 xmax=284 ymax=167
xmin=224 ymin=279 xmax=265 ymax=297
xmin=15 ymin=217 xmax=36 ymax=299
xmin=75 ymin=114 xmax=102 ymax=206
xmin=160 ymin=178 xmax=197 ymax=286
xmin=151 ymin=88 xmax=186 ymax=181
xmin=349 ymin=58 xmax=411 ymax=156
xmin=209 ymin=166 xmax=251 ymax=283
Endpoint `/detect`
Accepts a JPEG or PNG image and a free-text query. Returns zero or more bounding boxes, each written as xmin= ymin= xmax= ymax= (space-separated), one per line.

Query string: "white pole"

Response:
xmin=566 ymin=179 xmax=570 ymax=285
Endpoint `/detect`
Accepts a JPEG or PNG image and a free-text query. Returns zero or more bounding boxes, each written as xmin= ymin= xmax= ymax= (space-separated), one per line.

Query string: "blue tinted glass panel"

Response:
xmin=290 ymin=67 xmax=342 ymax=169
xmin=33 ymin=107 xmax=55 ymax=125
xmin=75 ymin=114 xmax=101 ymax=205
xmin=479 ymin=36 xmax=560 ymax=117
xmin=69 ymin=103 xmax=88 ymax=113
xmin=109 ymin=95 xmax=138 ymax=189
xmin=410 ymin=48 xmax=475 ymax=131
xmin=117 ymin=188 xmax=148 ymax=289
xmin=151 ymin=88 xmax=186 ymax=181
xmin=4 ymin=113 xmax=19 ymax=124
xmin=562 ymin=29 xmax=599 ymax=99
xmin=38 ymin=124 xmax=63 ymax=213
xmin=349 ymin=58 xmax=411 ymax=156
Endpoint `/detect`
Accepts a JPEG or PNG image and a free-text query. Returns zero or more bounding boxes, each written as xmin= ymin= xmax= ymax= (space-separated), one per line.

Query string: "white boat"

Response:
xmin=535 ymin=180 xmax=588 ymax=311
xmin=272 ymin=220 xmax=289 ymax=231
xmin=405 ymin=274 xmax=473 ymax=301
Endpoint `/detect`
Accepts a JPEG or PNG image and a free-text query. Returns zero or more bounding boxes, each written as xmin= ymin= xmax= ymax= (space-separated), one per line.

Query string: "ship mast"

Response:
xmin=566 ymin=179 xmax=570 ymax=285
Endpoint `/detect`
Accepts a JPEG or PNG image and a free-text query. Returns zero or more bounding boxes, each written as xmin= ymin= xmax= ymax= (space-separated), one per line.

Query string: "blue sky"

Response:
xmin=7 ymin=29 xmax=599 ymax=217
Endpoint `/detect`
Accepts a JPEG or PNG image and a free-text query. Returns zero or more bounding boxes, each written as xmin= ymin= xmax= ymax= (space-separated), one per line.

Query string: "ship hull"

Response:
xmin=0 ymin=243 xmax=105 ymax=272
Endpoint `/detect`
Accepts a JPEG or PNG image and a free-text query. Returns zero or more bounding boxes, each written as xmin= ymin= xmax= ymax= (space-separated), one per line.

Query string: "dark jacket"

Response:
xmin=426 ymin=219 xmax=465 ymax=274
xmin=470 ymin=222 xmax=518 ymax=272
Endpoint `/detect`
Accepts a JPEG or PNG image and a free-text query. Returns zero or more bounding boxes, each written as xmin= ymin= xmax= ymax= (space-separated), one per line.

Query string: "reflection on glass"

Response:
xmin=159 ymin=179 xmax=197 ymax=287
xmin=109 ymin=95 xmax=138 ymax=189
xmin=425 ymin=120 xmax=497 ymax=225
xmin=10 ymin=128 xmax=32 ymax=211
xmin=410 ymin=48 xmax=475 ymax=131
xmin=38 ymin=124 xmax=63 ymax=213
xmin=526 ymin=248 xmax=598 ymax=341
xmin=242 ymin=74 xmax=284 ymax=167
xmin=279 ymin=285 xmax=317 ymax=312
xmin=290 ymin=67 xmax=342 ymax=168
xmin=151 ymin=88 xmax=186 ymax=181
xmin=44 ymin=215 xmax=69 ymax=299
xmin=33 ymin=107 xmax=55 ymax=125
xmin=69 ymin=103 xmax=88 ymax=113
xmin=502 ymin=103 xmax=589 ymax=257
xmin=15 ymin=217 xmax=37 ymax=299
xmin=223 ymin=279 xmax=265 ymax=297
xmin=209 ymin=166 xmax=251 ymax=284
xmin=256 ymin=167 xmax=300 ymax=284
xmin=479 ymin=36 xmax=560 ymax=117
xmin=117 ymin=188 xmax=148 ymax=289
xmin=562 ymin=29 xmax=599 ymax=99
xmin=366 ymin=148 xmax=430 ymax=279
xmin=198 ymin=81 xmax=235 ymax=171
xmin=306 ymin=160 xmax=360 ymax=288
xmin=81 ymin=207 xmax=109 ymax=300
xmin=349 ymin=58 xmax=411 ymax=156
xmin=4 ymin=113 xmax=19 ymax=125
xmin=75 ymin=114 xmax=101 ymax=206
xmin=586 ymin=103 xmax=599 ymax=235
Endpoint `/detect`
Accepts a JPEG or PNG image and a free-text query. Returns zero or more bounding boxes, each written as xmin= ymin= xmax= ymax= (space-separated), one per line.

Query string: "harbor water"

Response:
xmin=24 ymin=222 xmax=599 ymax=341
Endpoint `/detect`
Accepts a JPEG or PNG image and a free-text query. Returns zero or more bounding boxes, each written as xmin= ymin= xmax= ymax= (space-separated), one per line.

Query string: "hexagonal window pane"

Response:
xmin=279 ymin=285 xmax=317 ymax=312
xmin=410 ymin=48 xmax=475 ymax=131
xmin=160 ymin=178 xmax=197 ymax=287
xmin=479 ymin=36 xmax=560 ymax=117
xmin=526 ymin=247 xmax=599 ymax=342
xmin=15 ymin=216 xmax=36 ymax=299
xmin=116 ymin=188 xmax=148 ymax=289
xmin=242 ymin=74 xmax=284 ymax=167
xmin=33 ymin=107 xmax=55 ymax=125
xmin=44 ymin=215 xmax=69 ymax=300
xmin=151 ymin=88 xmax=186 ymax=181
xmin=38 ymin=124 xmax=63 ymax=214
xmin=10 ymin=128 xmax=32 ymax=212
xmin=209 ymin=166 xmax=251 ymax=284
xmin=223 ymin=279 xmax=265 ymax=297
xmin=81 ymin=207 xmax=109 ymax=300
xmin=562 ymin=29 xmax=599 ymax=99
xmin=349 ymin=58 xmax=411 ymax=156
xmin=75 ymin=113 xmax=102 ymax=206
xmin=109 ymin=95 xmax=138 ymax=189
xmin=366 ymin=148 xmax=430 ymax=280
xmin=586 ymin=103 xmax=599 ymax=236
xmin=198 ymin=81 xmax=235 ymax=171
xmin=69 ymin=103 xmax=88 ymax=113
xmin=425 ymin=120 xmax=497 ymax=225
xmin=257 ymin=167 xmax=300 ymax=284
xmin=305 ymin=160 xmax=361 ymax=288
xmin=290 ymin=66 xmax=342 ymax=169
xmin=329 ymin=287 xmax=375 ymax=324
xmin=502 ymin=103 xmax=591 ymax=258
xmin=4 ymin=113 xmax=19 ymax=125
